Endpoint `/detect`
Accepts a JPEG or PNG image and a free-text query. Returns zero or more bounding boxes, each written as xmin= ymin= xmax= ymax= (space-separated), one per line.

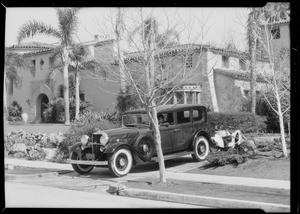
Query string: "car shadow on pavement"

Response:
xmin=62 ymin=156 xmax=197 ymax=181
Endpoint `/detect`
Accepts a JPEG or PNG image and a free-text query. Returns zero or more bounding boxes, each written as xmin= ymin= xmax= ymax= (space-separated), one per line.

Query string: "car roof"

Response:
xmin=123 ymin=104 xmax=206 ymax=115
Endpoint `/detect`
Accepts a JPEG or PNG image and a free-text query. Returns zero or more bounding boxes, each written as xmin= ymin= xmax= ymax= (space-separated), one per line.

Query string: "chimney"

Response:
xmin=94 ymin=34 xmax=99 ymax=42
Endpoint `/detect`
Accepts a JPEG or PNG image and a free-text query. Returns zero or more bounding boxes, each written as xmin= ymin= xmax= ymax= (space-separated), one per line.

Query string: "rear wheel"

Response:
xmin=136 ymin=137 xmax=155 ymax=161
xmin=108 ymin=148 xmax=133 ymax=177
xmin=71 ymin=152 xmax=94 ymax=174
xmin=192 ymin=136 xmax=210 ymax=161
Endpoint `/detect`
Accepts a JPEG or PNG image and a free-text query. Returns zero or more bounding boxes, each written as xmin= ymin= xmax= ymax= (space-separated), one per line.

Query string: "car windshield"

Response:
xmin=122 ymin=113 xmax=150 ymax=127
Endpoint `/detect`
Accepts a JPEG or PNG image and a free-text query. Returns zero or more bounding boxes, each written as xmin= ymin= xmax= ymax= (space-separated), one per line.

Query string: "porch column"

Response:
xmin=197 ymin=92 xmax=201 ymax=104
xmin=183 ymin=91 xmax=187 ymax=104
xmin=173 ymin=93 xmax=177 ymax=104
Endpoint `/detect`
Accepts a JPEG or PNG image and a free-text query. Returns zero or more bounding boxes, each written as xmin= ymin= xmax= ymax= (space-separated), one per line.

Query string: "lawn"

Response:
xmin=186 ymin=153 xmax=290 ymax=180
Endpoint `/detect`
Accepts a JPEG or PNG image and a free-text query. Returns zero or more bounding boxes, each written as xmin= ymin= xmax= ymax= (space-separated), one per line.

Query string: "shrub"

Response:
xmin=43 ymin=97 xmax=93 ymax=123
xmin=27 ymin=148 xmax=46 ymax=160
xmin=200 ymin=112 xmax=267 ymax=136
xmin=8 ymin=101 xmax=23 ymax=121
xmin=256 ymin=138 xmax=290 ymax=152
xmin=58 ymin=110 xmax=119 ymax=157
xmin=206 ymin=149 xmax=250 ymax=167
xmin=242 ymin=94 xmax=289 ymax=133
xmin=43 ymin=98 xmax=65 ymax=123
xmin=115 ymin=86 xmax=141 ymax=119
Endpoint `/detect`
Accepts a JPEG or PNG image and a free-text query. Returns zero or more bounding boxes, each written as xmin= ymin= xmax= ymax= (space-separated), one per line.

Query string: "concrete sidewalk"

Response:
xmin=5 ymin=157 xmax=290 ymax=190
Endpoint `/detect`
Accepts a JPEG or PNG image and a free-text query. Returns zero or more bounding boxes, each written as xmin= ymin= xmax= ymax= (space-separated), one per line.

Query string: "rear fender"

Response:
xmin=191 ymin=130 xmax=213 ymax=148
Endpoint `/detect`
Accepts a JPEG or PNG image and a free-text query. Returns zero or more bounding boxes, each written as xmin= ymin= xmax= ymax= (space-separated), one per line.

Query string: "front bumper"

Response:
xmin=67 ymin=159 xmax=108 ymax=166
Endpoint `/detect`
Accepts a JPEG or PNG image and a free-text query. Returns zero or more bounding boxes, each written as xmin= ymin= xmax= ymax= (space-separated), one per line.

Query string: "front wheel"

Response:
xmin=71 ymin=152 xmax=94 ymax=174
xmin=108 ymin=148 xmax=133 ymax=177
xmin=192 ymin=136 xmax=210 ymax=161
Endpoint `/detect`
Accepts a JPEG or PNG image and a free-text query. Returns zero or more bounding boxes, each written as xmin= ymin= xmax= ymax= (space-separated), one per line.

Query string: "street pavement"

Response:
xmin=5 ymin=182 xmax=204 ymax=208
xmin=5 ymin=157 xmax=290 ymax=190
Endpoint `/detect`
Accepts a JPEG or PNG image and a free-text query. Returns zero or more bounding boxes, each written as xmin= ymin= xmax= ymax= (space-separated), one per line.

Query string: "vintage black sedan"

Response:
xmin=68 ymin=104 xmax=212 ymax=177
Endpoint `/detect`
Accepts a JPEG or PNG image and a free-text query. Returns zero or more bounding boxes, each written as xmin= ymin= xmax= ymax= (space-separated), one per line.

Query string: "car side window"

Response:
xmin=177 ymin=110 xmax=191 ymax=124
xmin=159 ymin=112 xmax=174 ymax=125
xmin=193 ymin=109 xmax=205 ymax=122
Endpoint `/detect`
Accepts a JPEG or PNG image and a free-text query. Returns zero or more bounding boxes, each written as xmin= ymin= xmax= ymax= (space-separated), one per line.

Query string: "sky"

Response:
xmin=5 ymin=7 xmax=250 ymax=51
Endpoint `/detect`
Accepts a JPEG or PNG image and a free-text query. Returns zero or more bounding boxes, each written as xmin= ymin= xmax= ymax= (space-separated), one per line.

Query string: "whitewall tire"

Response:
xmin=108 ymin=148 xmax=133 ymax=177
xmin=192 ymin=136 xmax=210 ymax=161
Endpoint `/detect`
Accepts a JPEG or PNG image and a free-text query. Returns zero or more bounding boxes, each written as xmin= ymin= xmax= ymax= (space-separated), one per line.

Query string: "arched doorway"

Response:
xmin=36 ymin=94 xmax=49 ymax=123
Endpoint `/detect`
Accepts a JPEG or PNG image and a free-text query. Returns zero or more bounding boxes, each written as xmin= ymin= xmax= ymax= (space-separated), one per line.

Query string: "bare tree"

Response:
xmin=85 ymin=8 xmax=210 ymax=182
xmin=255 ymin=7 xmax=290 ymax=157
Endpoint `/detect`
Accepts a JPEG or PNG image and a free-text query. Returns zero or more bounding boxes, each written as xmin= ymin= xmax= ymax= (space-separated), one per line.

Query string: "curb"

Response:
xmin=118 ymin=187 xmax=290 ymax=212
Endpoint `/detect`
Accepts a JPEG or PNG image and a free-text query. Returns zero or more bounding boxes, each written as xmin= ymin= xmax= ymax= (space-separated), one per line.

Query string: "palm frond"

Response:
xmin=128 ymin=16 xmax=159 ymax=46
xmin=69 ymin=44 xmax=88 ymax=65
xmin=57 ymin=8 xmax=81 ymax=46
xmin=17 ymin=20 xmax=61 ymax=43
xmin=156 ymin=29 xmax=180 ymax=48
xmin=4 ymin=51 xmax=29 ymax=87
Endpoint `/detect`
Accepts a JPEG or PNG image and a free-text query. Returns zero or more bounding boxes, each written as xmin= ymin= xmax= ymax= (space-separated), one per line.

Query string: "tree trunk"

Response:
xmin=116 ymin=8 xmax=126 ymax=94
xmin=276 ymin=91 xmax=288 ymax=157
xmin=3 ymin=71 xmax=8 ymax=123
xmin=148 ymin=106 xmax=166 ymax=182
xmin=75 ymin=68 xmax=80 ymax=120
xmin=62 ymin=47 xmax=70 ymax=125
xmin=248 ymin=8 xmax=257 ymax=114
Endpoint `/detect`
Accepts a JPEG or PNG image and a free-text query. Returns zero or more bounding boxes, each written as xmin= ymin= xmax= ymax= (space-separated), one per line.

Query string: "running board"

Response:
xmin=67 ymin=159 xmax=108 ymax=166
xmin=152 ymin=151 xmax=193 ymax=162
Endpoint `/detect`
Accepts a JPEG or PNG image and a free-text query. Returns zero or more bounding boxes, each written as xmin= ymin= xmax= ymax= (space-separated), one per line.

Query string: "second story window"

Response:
xmin=222 ymin=55 xmax=229 ymax=68
xmin=40 ymin=59 xmax=44 ymax=70
xmin=30 ymin=59 xmax=36 ymax=75
xmin=185 ymin=54 xmax=193 ymax=68
xmin=270 ymin=26 xmax=280 ymax=39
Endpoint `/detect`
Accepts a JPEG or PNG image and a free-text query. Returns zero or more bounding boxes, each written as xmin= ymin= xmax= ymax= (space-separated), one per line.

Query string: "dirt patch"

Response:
xmin=122 ymin=178 xmax=290 ymax=205
xmin=186 ymin=155 xmax=290 ymax=180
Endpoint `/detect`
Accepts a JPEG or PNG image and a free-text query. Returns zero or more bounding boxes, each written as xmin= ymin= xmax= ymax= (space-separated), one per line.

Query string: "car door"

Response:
xmin=173 ymin=109 xmax=194 ymax=151
xmin=159 ymin=112 xmax=174 ymax=153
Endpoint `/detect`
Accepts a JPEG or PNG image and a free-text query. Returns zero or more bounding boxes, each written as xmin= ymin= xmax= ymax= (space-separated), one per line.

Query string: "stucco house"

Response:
xmin=123 ymin=44 xmax=271 ymax=112
xmin=6 ymin=34 xmax=277 ymax=123
xmin=6 ymin=36 xmax=120 ymax=123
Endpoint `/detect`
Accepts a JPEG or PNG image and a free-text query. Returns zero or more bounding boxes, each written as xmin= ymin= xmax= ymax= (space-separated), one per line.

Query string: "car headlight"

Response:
xmin=80 ymin=135 xmax=89 ymax=146
xmin=100 ymin=132 xmax=109 ymax=146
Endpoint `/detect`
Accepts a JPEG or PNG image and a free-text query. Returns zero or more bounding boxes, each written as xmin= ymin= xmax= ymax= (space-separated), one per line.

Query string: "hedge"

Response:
xmin=199 ymin=112 xmax=267 ymax=135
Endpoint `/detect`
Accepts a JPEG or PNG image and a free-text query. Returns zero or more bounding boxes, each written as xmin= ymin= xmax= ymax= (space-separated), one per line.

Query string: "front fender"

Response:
xmin=104 ymin=142 xmax=125 ymax=154
xmin=69 ymin=142 xmax=82 ymax=153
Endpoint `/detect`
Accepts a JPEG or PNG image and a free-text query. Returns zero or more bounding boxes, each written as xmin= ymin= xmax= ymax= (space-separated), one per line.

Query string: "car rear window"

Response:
xmin=193 ymin=109 xmax=205 ymax=122
xmin=177 ymin=110 xmax=191 ymax=124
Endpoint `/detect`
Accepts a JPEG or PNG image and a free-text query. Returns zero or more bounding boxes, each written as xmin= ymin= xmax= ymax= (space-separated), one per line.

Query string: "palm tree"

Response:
xmin=247 ymin=8 xmax=263 ymax=114
xmin=4 ymin=50 xmax=29 ymax=122
xmin=129 ymin=16 xmax=180 ymax=50
xmin=17 ymin=8 xmax=81 ymax=125
xmin=115 ymin=7 xmax=126 ymax=94
xmin=68 ymin=45 xmax=88 ymax=120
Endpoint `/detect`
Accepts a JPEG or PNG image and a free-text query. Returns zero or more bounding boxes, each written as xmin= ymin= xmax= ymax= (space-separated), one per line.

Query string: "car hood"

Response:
xmin=103 ymin=127 xmax=142 ymax=137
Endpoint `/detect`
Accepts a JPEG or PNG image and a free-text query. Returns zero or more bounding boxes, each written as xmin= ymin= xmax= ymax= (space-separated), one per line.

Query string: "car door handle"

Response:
xmin=174 ymin=129 xmax=181 ymax=132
